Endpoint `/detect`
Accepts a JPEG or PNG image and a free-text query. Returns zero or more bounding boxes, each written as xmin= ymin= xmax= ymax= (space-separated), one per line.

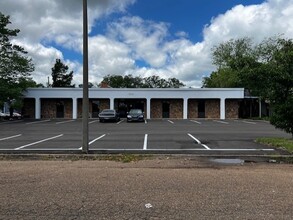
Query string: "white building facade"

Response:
xmin=22 ymin=88 xmax=245 ymax=120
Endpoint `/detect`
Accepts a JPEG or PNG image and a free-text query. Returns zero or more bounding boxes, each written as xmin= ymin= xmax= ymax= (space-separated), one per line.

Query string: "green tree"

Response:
xmin=51 ymin=59 xmax=74 ymax=87
xmin=261 ymin=39 xmax=293 ymax=137
xmin=204 ymin=37 xmax=293 ymax=136
xmin=143 ymin=75 xmax=166 ymax=88
xmin=0 ymin=12 xmax=35 ymax=108
xmin=99 ymin=74 xmax=185 ymax=88
xmin=202 ymin=38 xmax=258 ymax=91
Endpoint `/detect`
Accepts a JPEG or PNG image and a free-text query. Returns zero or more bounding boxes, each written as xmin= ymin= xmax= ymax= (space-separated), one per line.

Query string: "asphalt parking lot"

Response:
xmin=0 ymin=118 xmax=291 ymax=155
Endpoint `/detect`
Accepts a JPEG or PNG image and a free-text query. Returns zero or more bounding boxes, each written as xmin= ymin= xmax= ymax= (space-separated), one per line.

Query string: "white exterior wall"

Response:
xmin=23 ymin=88 xmax=244 ymax=119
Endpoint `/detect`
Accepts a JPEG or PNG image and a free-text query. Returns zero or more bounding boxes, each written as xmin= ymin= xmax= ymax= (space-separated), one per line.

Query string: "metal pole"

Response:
xmin=82 ymin=0 xmax=89 ymax=153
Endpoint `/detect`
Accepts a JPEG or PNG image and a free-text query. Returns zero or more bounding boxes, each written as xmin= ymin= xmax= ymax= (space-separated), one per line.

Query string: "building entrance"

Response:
xmin=115 ymin=99 xmax=146 ymax=118
xmin=198 ymin=100 xmax=205 ymax=118
xmin=56 ymin=101 xmax=64 ymax=118
xmin=162 ymin=102 xmax=170 ymax=118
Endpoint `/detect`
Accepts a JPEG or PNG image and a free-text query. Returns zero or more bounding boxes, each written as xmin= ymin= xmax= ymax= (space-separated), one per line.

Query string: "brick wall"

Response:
xmin=23 ymin=98 xmax=35 ymax=118
xmin=170 ymin=99 xmax=183 ymax=118
xmin=226 ymin=99 xmax=239 ymax=119
xmin=205 ymin=99 xmax=220 ymax=119
xmin=151 ymin=99 xmax=183 ymax=119
xmin=77 ymin=99 xmax=110 ymax=118
xmin=188 ymin=100 xmax=198 ymax=118
xmin=41 ymin=99 xmax=72 ymax=119
xmin=150 ymin=99 xmax=162 ymax=118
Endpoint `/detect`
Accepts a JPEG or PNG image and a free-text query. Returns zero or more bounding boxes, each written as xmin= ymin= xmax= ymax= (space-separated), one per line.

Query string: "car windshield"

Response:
xmin=101 ymin=110 xmax=114 ymax=114
xmin=129 ymin=109 xmax=142 ymax=114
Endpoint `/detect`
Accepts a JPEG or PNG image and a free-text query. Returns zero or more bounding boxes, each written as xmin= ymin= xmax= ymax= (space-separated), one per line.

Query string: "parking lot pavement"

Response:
xmin=0 ymin=119 xmax=291 ymax=155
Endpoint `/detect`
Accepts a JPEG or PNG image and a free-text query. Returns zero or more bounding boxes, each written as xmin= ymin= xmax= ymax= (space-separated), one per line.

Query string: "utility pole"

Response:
xmin=82 ymin=0 xmax=89 ymax=153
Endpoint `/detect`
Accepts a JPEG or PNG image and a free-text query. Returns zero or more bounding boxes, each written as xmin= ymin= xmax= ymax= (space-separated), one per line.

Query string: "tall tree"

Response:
xmin=204 ymin=37 xmax=293 ymax=137
xmin=99 ymin=74 xmax=185 ymax=88
xmin=0 ymin=12 xmax=35 ymax=108
xmin=258 ymin=39 xmax=293 ymax=137
xmin=202 ymin=38 xmax=258 ymax=91
xmin=51 ymin=59 xmax=74 ymax=87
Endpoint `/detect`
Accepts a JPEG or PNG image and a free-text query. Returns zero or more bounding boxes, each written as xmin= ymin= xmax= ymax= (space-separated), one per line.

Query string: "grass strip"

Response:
xmin=256 ymin=137 xmax=293 ymax=153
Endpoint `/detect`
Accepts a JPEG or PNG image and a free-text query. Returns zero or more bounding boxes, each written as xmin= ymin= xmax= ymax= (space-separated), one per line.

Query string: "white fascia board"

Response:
xmin=24 ymin=88 xmax=244 ymax=100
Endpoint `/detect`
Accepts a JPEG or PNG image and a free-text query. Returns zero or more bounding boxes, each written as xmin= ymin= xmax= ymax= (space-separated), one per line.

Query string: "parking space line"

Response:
xmin=56 ymin=120 xmax=75 ymax=124
xmin=168 ymin=120 xmax=174 ymax=124
xmin=213 ymin=120 xmax=229 ymax=124
xmin=14 ymin=134 xmax=64 ymax=150
xmin=0 ymin=120 xmax=24 ymax=124
xmin=242 ymin=120 xmax=257 ymax=125
xmin=187 ymin=133 xmax=201 ymax=144
xmin=187 ymin=133 xmax=211 ymax=150
xmin=117 ymin=119 xmax=124 ymax=125
xmin=143 ymin=134 xmax=148 ymax=150
xmin=190 ymin=120 xmax=201 ymax=124
xmin=89 ymin=134 xmax=106 ymax=145
xmin=0 ymin=134 xmax=22 ymax=141
xmin=89 ymin=120 xmax=99 ymax=124
xmin=211 ymin=148 xmax=274 ymax=151
xmin=78 ymin=134 xmax=106 ymax=150
xmin=201 ymin=144 xmax=211 ymax=150
xmin=26 ymin=120 xmax=51 ymax=125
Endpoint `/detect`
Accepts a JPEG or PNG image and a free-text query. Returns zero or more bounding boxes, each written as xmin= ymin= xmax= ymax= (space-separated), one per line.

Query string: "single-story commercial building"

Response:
xmin=22 ymin=87 xmax=251 ymax=120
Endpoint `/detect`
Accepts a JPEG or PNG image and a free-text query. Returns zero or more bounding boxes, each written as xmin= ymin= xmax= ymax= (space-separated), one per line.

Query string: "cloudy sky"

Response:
xmin=1 ymin=0 xmax=293 ymax=87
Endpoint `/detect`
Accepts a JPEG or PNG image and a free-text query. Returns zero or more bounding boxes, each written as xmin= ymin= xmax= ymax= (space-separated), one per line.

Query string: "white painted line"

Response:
xmin=143 ymin=134 xmax=148 ymax=150
xmin=0 ymin=148 xmax=275 ymax=152
xmin=26 ymin=120 xmax=50 ymax=125
xmin=117 ymin=119 xmax=124 ymax=125
xmin=201 ymin=144 xmax=211 ymax=150
xmin=210 ymin=148 xmax=275 ymax=151
xmin=190 ymin=120 xmax=202 ymax=124
xmin=213 ymin=120 xmax=229 ymax=124
xmin=56 ymin=120 xmax=75 ymax=124
xmin=14 ymin=134 xmax=64 ymax=150
xmin=0 ymin=120 xmax=24 ymax=124
xmin=70 ymin=148 xmax=275 ymax=151
xmin=187 ymin=133 xmax=211 ymax=150
xmin=89 ymin=120 xmax=99 ymax=124
xmin=242 ymin=120 xmax=257 ymax=125
xmin=187 ymin=133 xmax=201 ymax=144
xmin=78 ymin=134 xmax=106 ymax=150
xmin=89 ymin=134 xmax=106 ymax=145
xmin=168 ymin=120 xmax=174 ymax=124
xmin=0 ymin=134 xmax=22 ymax=141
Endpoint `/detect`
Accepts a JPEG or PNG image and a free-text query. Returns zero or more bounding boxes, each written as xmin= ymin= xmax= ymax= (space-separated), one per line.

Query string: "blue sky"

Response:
xmin=127 ymin=0 xmax=264 ymax=41
xmin=1 ymin=0 xmax=292 ymax=87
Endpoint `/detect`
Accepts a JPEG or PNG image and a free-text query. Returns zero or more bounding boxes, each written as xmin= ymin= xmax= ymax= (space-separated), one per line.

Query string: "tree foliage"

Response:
xmin=99 ymin=74 xmax=185 ymax=88
xmin=51 ymin=59 xmax=74 ymax=87
xmin=0 ymin=12 xmax=35 ymax=108
xmin=203 ymin=37 xmax=293 ymax=136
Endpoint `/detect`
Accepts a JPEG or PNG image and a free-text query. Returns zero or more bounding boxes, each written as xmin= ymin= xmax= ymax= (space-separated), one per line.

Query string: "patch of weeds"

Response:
xmin=100 ymin=154 xmax=152 ymax=163
xmin=256 ymin=137 xmax=293 ymax=153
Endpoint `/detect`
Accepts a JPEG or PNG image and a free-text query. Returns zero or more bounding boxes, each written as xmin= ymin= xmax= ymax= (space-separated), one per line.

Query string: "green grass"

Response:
xmin=256 ymin=137 xmax=293 ymax=153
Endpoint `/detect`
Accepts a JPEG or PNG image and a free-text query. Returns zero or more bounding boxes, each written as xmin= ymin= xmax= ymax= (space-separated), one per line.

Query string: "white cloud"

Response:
xmin=107 ymin=16 xmax=169 ymax=68
xmin=1 ymin=0 xmax=293 ymax=88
